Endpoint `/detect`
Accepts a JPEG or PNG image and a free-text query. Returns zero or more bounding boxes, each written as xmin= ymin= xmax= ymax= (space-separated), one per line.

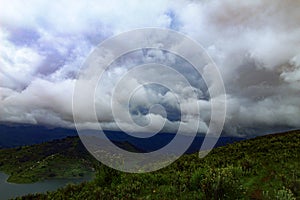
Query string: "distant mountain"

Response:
xmin=0 ymin=124 xmax=245 ymax=154
xmin=0 ymin=124 xmax=77 ymax=148
xmin=103 ymin=130 xmax=245 ymax=154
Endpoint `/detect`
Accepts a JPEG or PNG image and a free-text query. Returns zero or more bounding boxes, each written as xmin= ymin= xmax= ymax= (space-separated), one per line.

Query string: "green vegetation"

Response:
xmin=1 ymin=130 xmax=299 ymax=199
xmin=0 ymin=137 xmax=96 ymax=183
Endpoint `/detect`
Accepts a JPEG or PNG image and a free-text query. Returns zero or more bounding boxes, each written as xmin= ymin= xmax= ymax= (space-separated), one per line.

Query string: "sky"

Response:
xmin=0 ymin=0 xmax=300 ymax=137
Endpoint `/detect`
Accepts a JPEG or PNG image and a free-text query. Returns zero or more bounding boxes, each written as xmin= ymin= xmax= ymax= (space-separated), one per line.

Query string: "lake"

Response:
xmin=0 ymin=172 xmax=92 ymax=200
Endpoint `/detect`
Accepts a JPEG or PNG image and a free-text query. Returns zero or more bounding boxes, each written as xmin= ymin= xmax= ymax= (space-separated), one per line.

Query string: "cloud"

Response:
xmin=0 ymin=78 xmax=74 ymax=127
xmin=0 ymin=0 xmax=299 ymax=136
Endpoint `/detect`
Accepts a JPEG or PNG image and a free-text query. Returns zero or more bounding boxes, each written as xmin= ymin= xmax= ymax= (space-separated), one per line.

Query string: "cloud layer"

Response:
xmin=1 ymin=0 xmax=300 ymax=136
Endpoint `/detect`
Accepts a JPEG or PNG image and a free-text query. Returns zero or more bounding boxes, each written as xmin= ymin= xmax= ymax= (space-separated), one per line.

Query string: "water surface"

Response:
xmin=0 ymin=172 xmax=91 ymax=200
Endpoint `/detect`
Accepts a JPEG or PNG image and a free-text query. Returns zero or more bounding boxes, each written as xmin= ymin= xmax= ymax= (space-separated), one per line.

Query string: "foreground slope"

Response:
xmin=8 ymin=130 xmax=300 ymax=199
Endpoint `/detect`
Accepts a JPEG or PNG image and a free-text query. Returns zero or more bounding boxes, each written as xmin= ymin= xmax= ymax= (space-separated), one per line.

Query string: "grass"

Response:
xmin=0 ymin=136 xmax=95 ymax=183
xmin=0 ymin=130 xmax=298 ymax=199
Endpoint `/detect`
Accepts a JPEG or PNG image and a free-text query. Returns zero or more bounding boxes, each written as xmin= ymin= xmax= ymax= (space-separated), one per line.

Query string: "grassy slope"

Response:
xmin=0 ymin=136 xmax=143 ymax=183
xmin=5 ymin=130 xmax=300 ymax=199
xmin=0 ymin=136 xmax=96 ymax=183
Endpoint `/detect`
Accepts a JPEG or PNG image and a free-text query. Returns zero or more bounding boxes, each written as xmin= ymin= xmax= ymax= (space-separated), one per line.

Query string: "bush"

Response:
xmin=190 ymin=165 xmax=245 ymax=199
xmin=263 ymin=187 xmax=296 ymax=200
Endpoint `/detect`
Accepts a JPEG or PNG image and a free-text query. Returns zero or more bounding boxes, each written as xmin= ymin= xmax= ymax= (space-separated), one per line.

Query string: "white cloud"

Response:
xmin=0 ymin=0 xmax=300 ymax=136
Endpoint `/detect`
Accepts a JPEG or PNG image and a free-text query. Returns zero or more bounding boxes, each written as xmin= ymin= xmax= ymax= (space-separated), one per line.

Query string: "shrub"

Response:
xmin=190 ymin=165 xmax=245 ymax=199
xmin=263 ymin=187 xmax=296 ymax=200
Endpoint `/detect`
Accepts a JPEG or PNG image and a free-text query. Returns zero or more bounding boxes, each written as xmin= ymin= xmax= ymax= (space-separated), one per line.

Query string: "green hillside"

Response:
xmin=0 ymin=136 xmax=143 ymax=184
xmin=0 ymin=136 xmax=96 ymax=183
xmin=2 ymin=130 xmax=299 ymax=199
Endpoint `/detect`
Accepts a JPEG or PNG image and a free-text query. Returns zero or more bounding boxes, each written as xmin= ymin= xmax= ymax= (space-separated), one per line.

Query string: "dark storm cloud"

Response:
xmin=0 ymin=0 xmax=299 ymax=136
